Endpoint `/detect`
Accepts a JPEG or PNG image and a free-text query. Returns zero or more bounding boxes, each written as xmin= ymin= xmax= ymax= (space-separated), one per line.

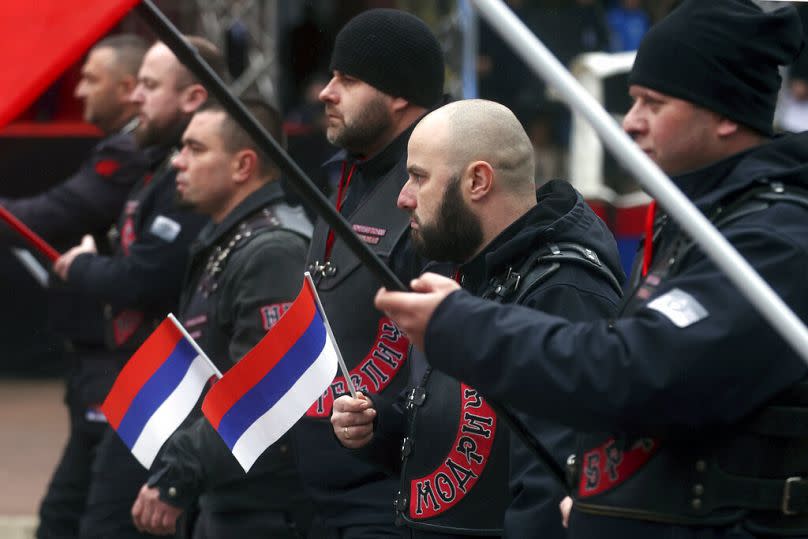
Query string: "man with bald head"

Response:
xmin=332 ymin=99 xmax=624 ymax=537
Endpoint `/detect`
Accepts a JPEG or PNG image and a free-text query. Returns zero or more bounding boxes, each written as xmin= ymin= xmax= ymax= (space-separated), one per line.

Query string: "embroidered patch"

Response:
xmin=94 ymin=159 xmax=121 ymax=177
xmin=647 ymin=288 xmax=708 ymax=328
xmin=112 ymin=309 xmax=144 ymax=347
xmin=306 ymin=317 xmax=409 ymax=417
xmin=578 ymin=438 xmax=658 ymax=497
xmin=409 ymin=385 xmax=497 ymax=519
xmin=149 ymin=215 xmax=182 ymax=242
xmin=352 ymin=224 xmax=387 ymax=237
xmin=85 ymin=405 xmax=108 ymax=423
xmin=352 ymin=224 xmax=386 ymax=245
xmin=260 ymin=302 xmax=292 ymax=330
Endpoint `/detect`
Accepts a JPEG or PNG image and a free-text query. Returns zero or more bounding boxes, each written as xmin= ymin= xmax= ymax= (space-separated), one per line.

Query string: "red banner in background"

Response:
xmin=0 ymin=0 xmax=140 ymax=130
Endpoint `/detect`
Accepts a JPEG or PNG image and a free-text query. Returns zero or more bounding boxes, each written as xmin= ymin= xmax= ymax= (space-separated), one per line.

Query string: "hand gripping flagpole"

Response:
xmin=135 ymin=0 xmax=406 ymax=294
xmin=471 ymin=0 xmax=808 ymax=366
xmin=167 ymin=313 xmax=223 ymax=379
xmin=304 ymin=272 xmax=357 ymax=398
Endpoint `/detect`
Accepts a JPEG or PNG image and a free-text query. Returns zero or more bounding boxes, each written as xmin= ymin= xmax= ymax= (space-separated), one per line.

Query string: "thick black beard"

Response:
xmin=411 ymin=176 xmax=483 ymax=264
xmin=329 ymin=94 xmax=391 ymax=154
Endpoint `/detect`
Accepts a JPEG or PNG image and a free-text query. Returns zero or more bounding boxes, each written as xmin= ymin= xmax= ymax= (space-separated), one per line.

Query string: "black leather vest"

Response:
xmin=573 ymin=183 xmax=808 ymax=535
xmin=396 ymin=363 xmax=510 ymax=535
xmin=180 ymin=203 xmax=311 ymax=373
xmin=305 ymin=163 xmax=412 ymax=419
xmin=396 ymin=242 xmax=622 ymax=535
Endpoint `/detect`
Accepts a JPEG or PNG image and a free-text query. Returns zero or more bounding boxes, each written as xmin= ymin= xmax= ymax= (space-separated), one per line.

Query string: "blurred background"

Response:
xmin=1 ymin=0 xmax=807 ymax=534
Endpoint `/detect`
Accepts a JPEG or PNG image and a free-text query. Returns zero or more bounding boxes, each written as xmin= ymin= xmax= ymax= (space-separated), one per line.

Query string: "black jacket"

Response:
xmin=0 ymin=122 xmax=147 ymax=405
xmin=371 ymin=180 xmax=624 ymax=537
xmin=423 ymin=133 xmax=808 ymax=538
xmin=150 ymin=181 xmax=312 ymax=523
xmin=0 ymin=122 xmax=146 ymax=251
xmin=65 ymin=145 xmax=207 ymax=350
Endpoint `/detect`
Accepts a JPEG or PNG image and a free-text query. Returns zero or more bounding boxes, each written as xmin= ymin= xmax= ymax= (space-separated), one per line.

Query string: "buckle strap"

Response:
xmin=705 ymin=466 xmax=808 ymax=516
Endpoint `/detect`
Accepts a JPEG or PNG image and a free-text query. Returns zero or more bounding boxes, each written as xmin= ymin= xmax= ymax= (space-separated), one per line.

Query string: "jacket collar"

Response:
xmin=193 ymin=180 xmax=286 ymax=252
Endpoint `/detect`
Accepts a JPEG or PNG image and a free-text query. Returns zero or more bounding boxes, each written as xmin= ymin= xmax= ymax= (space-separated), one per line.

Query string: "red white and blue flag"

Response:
xmin=101 ymin=317 xmax=218 ymax=468
xmin=202 ymin=277 xmax=339 ymax=471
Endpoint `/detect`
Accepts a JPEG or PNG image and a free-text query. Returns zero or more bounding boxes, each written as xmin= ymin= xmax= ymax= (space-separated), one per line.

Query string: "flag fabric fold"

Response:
xmin=0 ymin=0 xmax=140 ymax=130
xmin=101 ymin=317 xmax=217 ymax=468
xmin=202 ymin=278 xmax=339 ymax=471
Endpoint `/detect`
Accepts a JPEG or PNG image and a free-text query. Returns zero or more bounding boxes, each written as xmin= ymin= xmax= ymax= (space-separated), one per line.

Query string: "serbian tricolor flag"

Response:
xmin=101 ymin=317 xmax=219 ymax=468
xmin=202 ymin=276 xmax=339 ymax=471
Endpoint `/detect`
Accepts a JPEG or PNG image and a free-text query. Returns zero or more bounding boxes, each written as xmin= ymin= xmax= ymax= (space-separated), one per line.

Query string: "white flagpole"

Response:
xmin=471 ymin=0 xmax=808 ymax=365
xmin=304 ymin=272 xmax=358 ymax=398
xmin=167 ymin=313 xmax=223 ymax=379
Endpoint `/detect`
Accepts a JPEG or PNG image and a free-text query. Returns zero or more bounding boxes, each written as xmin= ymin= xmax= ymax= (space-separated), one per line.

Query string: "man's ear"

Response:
xmin=232 ymin=149 xmax=258 ymax=183
xmin=466 ymin=161 xmax=494 ymax=202
xmin=390 ymin=96 xmax=409 ymax=114
xmin=180 ymin=84 xmax=208 ymax=114
xmin=118 ymin=75 xmax=137 ymax=101
xmin=716 ymin=116 xmax=740 ymax=138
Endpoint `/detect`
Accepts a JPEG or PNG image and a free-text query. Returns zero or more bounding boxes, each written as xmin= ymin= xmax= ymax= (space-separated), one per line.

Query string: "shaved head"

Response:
xmin=413 ymin=99 xmax=536 ymax=199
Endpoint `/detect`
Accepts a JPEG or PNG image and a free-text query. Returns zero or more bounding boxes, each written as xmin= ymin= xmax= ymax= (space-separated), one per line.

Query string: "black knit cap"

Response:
xmin=629 ymin=0 xmax=803 ymax=135
xmin=329 ymin=9 xmax=445 ymax=108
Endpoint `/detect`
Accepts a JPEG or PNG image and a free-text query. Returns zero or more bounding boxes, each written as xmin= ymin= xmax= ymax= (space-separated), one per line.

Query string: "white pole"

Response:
xmin=167 ymin=313 xmax=223 ymax=379
xmin=304 ymin=272 xmax=358 ymax=398
xmin=471 ymin=0 xmax=808 ymax=364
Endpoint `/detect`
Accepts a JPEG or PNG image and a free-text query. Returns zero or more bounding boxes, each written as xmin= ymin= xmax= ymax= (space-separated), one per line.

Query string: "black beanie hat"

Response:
xmin=629 ymin=0 xmax=803 ymax=135
xmin=329 ymin=9 xmax=445 ymax=108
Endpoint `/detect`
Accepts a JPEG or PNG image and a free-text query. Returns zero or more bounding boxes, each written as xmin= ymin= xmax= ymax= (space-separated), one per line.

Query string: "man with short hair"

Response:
xmin=53 ymin=37 xmax=221 ymax=538
xmin=0 ymin=33 xmax=148 ymax=539
xmin=375 ymin=1 xmax=808 ymax=537
xmin=300 ymin=8 xmax=444 ymax=538
xmin=130 ymin=100 xmax=314 ymax=538
xmin=332 ymin=99 xmax=623 ymax=538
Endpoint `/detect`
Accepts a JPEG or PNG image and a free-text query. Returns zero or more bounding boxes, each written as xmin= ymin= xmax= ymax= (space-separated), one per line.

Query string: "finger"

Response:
xmin=161 ymin=512 xmax=178 ymax=535
xmin=411 ymin=272 xmax=460 ymax=293
xmin=149 ymin=506 xmax=164 ymax=533
xmin=374 ymin=289 xmax=416 ymax=313
xmin=333 ymin=395 xmax=373 ymax=413
xmin=334 ymin=408 xmax=376 ymax=427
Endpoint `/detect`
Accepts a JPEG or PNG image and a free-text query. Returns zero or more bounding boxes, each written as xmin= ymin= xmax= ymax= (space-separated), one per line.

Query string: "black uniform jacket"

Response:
xmin=423 ymin=133 xmax=808 ymax=538
xmin=65 ymin=145 xmax=207 ymax=341
xmin=0 ymin=122 xmax=147 ymax=405
xmin=0 ymin=121 xmax=146 ymax=252
xmin=370 ymin=180 xmax=624 ymax=538
xmin=151 ymin=181 xmax=312 ymax=519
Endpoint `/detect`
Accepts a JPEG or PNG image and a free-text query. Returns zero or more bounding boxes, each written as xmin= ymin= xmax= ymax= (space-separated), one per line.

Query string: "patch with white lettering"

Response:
xmin=352 ymin=224 xmax=386 ymax=245
xmin=306 ymin=317 xmax=409 ymax=417
xmin=260 ymin=302 xmax=292 ymax=330
xmin=647 ymin=288 xmax=708 ymax=328
xmin=409 ymin=385 xmax=496 ymax=519
xmin=578 ymin=438 xmax=658 ymax=497
xmin=149 ymin=215 xmax=182 ymax=242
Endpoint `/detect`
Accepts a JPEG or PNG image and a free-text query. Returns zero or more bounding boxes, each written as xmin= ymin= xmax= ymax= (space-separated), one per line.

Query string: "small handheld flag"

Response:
xmin=202 ymin=274 xmax=340 ymax=471
xmin=101 ymin=315 xmax=221 ymax=468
